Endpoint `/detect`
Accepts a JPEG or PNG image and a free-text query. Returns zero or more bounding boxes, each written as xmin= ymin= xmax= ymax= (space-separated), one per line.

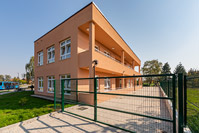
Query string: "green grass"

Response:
xmin=0 ymin=91 xmax=73 ymax=128
xmin=187 ymin=88 xmax=199 ymax=132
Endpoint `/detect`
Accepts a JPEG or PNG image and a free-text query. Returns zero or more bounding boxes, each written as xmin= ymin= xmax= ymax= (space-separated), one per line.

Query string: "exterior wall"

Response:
xmin=34 ymin=2 xmax=142 ymax=103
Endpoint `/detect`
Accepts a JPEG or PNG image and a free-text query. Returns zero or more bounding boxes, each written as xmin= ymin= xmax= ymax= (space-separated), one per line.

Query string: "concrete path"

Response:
xmin=0 ymin=112 xmax=125 ymax=133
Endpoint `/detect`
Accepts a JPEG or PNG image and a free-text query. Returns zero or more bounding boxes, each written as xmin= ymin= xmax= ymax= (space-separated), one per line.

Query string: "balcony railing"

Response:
xmin=95 ymin=48 xmax=135 ymax=71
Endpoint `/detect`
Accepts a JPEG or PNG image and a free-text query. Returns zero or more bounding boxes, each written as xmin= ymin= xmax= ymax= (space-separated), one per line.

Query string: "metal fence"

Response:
xmin=53 ymin=74 xmax=177 ymax=132
xmin=185 ymin=76 xmax=199 ymax=133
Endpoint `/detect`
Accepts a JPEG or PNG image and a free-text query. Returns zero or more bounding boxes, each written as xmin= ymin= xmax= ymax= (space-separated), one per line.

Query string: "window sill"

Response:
xmin=47 ymin=91 xmax=54 ymax=94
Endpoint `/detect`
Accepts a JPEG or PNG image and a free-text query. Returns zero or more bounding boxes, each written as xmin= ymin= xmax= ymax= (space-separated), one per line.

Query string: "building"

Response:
xmin=34 ymin=2 xmax=141 ymax=104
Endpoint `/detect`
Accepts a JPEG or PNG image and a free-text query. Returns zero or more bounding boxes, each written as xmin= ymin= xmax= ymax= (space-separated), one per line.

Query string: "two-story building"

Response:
xmin=34 ymin=2 xmax=141 ymax=103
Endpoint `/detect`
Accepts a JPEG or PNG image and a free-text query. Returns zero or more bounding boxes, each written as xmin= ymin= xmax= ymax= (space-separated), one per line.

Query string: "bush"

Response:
xmin=19 ymin=97 xmax=28 ymax=106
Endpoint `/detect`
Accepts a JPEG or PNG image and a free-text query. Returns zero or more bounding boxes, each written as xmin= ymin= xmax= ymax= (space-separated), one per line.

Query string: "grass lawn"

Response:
xmin=187 ymin=88 xmax=199 ymax=132
xmin=0 ymin=91 xmax=73 ymax=128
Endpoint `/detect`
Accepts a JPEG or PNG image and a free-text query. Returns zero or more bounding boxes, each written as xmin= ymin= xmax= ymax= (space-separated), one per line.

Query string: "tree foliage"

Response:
xmin=5 ymin=75 xmax=11 ymax=81
xmin=187 ymin=68 xmax=199 ymax=88
xmin=25 ymin=56 xmax=34 ymax=84
xmin=173 ymin=62 xmax=186 ymax=74
xmin=142 ymin=60 xmax=162 ymax=75
xmin=141 ymin=60 xmax=162 ymax=84
xmin=0 ymin=75 xmax=4 ymax=81
xmin=162 ymin=62 xmax=171 ymax=74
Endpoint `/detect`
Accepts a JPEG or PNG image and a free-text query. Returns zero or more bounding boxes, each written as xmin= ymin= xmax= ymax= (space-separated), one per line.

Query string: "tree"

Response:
xmin=173 ymin=62 xmax=186 ymax=75
xmin=142 ymin=60 xmax=162 ymax=84
xmin=25 ymin=56 xmax=34 ymax=84
xmin=5 ymin=75 xmax=11 ymax=81
xmin=0 ymin=75 xmax=4 ymax=81
xmin=162 ymin=62 xmax=171 ymax=74
xmin=187 ymin=68 xmax=199 ymax=88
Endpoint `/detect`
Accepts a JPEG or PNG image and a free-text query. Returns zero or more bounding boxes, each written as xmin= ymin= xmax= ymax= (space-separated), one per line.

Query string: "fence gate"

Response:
xmin=54 ymin=74 xmax=177 ymax=132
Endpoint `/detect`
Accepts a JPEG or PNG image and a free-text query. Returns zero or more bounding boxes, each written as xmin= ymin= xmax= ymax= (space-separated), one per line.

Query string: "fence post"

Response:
xmin=94 ymin=78 xmax=97 ymax=121
xmin=184 ymin=75 xmax=187 ymax=126
xmin=54 ymin=80 xmax=56 ymax=109
xmin=61 ymin=80 xmax=64 ymax=112
xmin=168 ymin=80 xmax=170 ymax=97
xmin=76 ymin=80 xmax=78 ymax=102
xmin=172 ymin=74 xmax=176 ymax=133
xmin=178 ymin=73 xmax=184 ymax=133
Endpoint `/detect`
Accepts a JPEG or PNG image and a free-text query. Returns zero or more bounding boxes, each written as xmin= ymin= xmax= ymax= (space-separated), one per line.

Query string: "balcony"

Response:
xmin=94 ymin=49 xmax=140 ymax=75
xmin=95 ymin=48 xmax=138 ymax=72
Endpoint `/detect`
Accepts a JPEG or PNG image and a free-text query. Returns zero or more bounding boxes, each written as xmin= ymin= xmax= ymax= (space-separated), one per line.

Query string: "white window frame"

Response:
xmin=47 ymin=76 xmax=55 ymax=93
xmin=38 ymin=51 xmax=43 ymax=66
xmin=95 ymin=45 xmax=99 ymax=51
xmin=38 ymin=77 xmax=43 ymax=92
xmin=104 ymin=51 xmax=110 ymax=57
xmin=60 ymin=39 xmax=71 ymax=60
xmin=60 ymin=74 xmax=71 ymax=95
xmin=47 ymin=46 xmax=55 ymax=63
xmin=104 ymin=78 xmax=111 ymax=90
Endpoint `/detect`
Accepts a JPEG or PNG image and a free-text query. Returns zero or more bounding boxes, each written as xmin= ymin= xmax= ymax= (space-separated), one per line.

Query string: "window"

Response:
xmin=0 ymin=82 xmax=2 ymax=86
xmin=38 ymin=51 xmax=43 ymax=66
xmin=104 ymin=78 xmax=110 ymax=89
xmin=95 ymin=45 xmax=99 ymax=51
xmin=38 ymin=77 xmax=43 ymax=92
xmin=104 ymin=51 xmax=110 ymax=57
xmin=128 ymin=79 xmax=131 ymax=88
xmin=60 ymin=39 xmax=71 ymax=60
xmin=60 ymin=74 xmax=71 ymax=95
xmin=47 ymin=76 xmax=55 ymax=93
xmin=47 ymin=46 xmax=55 ymax=63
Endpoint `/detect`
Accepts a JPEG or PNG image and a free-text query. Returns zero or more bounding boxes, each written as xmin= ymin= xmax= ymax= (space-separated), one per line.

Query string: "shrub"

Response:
xmin=19 ymin=97 xmax=28 ymax=106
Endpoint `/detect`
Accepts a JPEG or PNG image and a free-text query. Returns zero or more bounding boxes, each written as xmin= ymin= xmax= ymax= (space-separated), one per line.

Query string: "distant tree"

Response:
xmin=25 ymin=56 xmax=34 ymax=83
xmin=21 ymin=73 xmax=26 ymax=80
xmin=162 ymin=62 xmax=171 ymax=74
xmin=187 ymin=68 xmax=199 ymax=88
xmin=142 ymin=60 xmax=162 ymax=84
xmin=25 ymin=56 xmax=34 ymax=84
xmin=5 ymin=75 xmax=11 ymax=81
xmin=173 ymin=62 xmax=186 ymax=75
xmin=0 ymin=75 xmax=4 ymax=81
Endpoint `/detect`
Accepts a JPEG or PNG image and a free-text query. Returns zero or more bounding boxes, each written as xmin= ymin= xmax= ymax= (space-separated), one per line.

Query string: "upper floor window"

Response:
xmin=38 ymin=77 xmax=43 ymax=92
xmin=38 ymin=51 xmax=43 ymax=66
xmin=104 ymin=51 xmax=110 ymax=57
xmin=60 ymin=74 xmax=71 ymax=95
xmin=60 ymin=39 xmax=71 ymax=60
xmin=47 ymin=46 xmax=55 ymax=63
xmin=95 ymin=45 xmax=99 ymax=51
xmin=47 ymin=76 xmax=55 ymax=93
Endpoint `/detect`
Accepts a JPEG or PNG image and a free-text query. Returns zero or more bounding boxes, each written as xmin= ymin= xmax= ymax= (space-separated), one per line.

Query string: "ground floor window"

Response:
xmin=128 ymin=79 xmax=131 ymax=88
xmin=48 ymin=76 xmax=55 ymax=93
xmin=104 ymin=78 xmax=110 ymax=90
xmin=60 ymin=74 xmax=71 ymax=95
xmin=38 ymin=77 xmax=43 ymax=92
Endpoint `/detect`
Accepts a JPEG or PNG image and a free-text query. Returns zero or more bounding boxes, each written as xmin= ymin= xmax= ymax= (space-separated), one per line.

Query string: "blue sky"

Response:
xmin=0 ymin=0 xmax=198 ymax=78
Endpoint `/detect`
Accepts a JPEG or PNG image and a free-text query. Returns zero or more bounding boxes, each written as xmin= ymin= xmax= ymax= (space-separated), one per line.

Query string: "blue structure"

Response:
xmin=0 ymin=82 xmax=19 ymax=90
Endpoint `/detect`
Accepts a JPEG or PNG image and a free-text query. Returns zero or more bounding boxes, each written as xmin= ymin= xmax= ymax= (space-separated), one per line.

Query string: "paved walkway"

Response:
xmin=0 ymin=112 xmax=124 ymax=133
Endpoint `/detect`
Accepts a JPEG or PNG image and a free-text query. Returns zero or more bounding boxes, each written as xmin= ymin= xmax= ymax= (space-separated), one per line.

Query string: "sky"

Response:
xmin=0 ymin=0 xmax=198 ymax=78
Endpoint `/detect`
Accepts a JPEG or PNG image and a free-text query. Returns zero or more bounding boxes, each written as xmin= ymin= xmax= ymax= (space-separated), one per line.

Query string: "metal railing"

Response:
xmin=185 ymin=76 xmax=199 ymax=133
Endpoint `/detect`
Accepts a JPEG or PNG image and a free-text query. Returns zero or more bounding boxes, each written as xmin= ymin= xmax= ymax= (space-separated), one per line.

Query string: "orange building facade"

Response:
xmin=34 ymin=2 xmax=141 ymax=101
